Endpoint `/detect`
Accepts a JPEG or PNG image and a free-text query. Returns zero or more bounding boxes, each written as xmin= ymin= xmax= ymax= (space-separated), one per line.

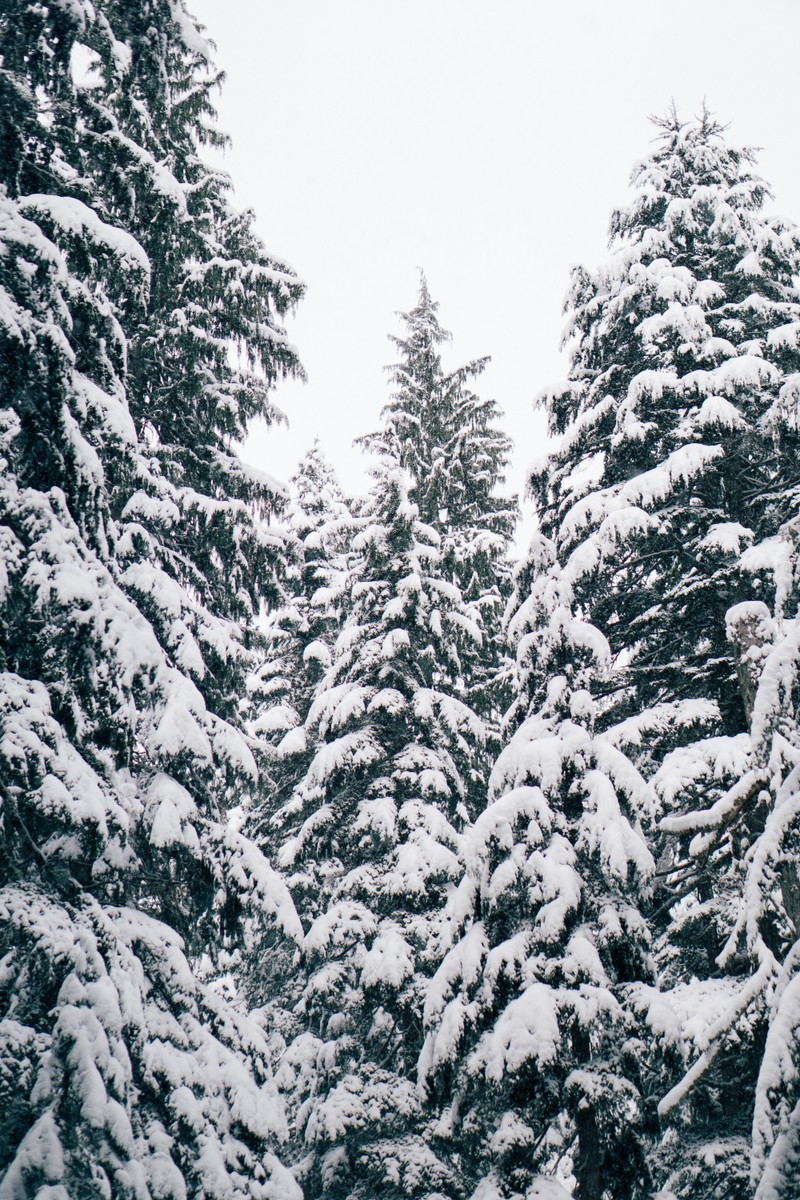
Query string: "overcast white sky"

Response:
xmin=189 ymin=0 xmax=800 ymax=507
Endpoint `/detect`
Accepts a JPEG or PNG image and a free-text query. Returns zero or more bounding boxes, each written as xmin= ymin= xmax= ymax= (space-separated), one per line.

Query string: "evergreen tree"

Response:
xmin=650 ymin=512 xmax=800 ymax=1199
xmin=265 ymin=469 xmax=487 ymax=1200
xmin=81 ymin=0 xmax=304 ymax=727
xmin=359 ymin=275 xmax=515 ymax=725
xmin=629 ymin=731 xmax=756 ymax=1197
xmin=0 ymin=2 xmax=304 ymax=1195
xmin=249 ymin=441 xmax=352 ymax=826
xmin=524 ymin=109 xmax=800 ymax=1199
xmin=531 ymin=108 xmax=800 ymax=739
xmin=419 ymin=536 xmax=656 ymax=1200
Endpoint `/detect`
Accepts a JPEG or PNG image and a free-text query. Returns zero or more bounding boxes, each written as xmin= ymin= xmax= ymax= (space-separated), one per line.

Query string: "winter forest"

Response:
xmin=4 ymin=2 xmax=800 ymax=1199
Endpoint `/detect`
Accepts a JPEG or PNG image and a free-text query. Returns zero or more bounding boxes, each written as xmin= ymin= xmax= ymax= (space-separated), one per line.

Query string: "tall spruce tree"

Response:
xmin=262 ymin=468 xmax=487 ymax=1200
xmin=419 ymin=536 xmax=657 ymax=1200
xmin=0 ymin=3 xmax=305 ymax=1195
xmin=359 ymin=275 xmax=515 ymax=725
xmin=531 ymin=108 xmax=800 ymax=740
xmin=524 ymin=115 xmax=800 ymax=1194
xmin=527 ymin=109 xmax=800 ymax=1199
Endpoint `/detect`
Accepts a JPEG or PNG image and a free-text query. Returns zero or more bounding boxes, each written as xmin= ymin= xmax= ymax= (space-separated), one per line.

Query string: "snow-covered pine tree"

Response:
xmin=419 ymin=535 xmax=657 ymax=1200
xmin=648 ymin=512 xmax=800 ymax=1199
xmin=359 ymin=275 xmax=515 ymax=726
xmin=265 ymin=467 xmax=487 ymax=1200
xmin=526 ymin=109 xmax=800 ymax=1199
xmin=249 ymin=441 xmax=352 ymax=829
xmin=532 ymin=107 xmax=800 ymax=741
xmin=0 ymin=3 xmax=305 ymax=1196
xmin=73 ymin=0 xmax=304 ymax=728
xmin=626 ymin=718 xmax=758 ymax=1199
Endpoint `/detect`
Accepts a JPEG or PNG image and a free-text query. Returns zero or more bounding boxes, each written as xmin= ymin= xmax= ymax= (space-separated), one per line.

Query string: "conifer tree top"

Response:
xmin=360 ymin=273 xmax=513 ymax=554
xmin=287 ymin=438 xmax=349 ymax=534
xmin=532 ymin=106 xmax=800 ymax=732
xmin=614 ymin=103 xmax=767 ymax=238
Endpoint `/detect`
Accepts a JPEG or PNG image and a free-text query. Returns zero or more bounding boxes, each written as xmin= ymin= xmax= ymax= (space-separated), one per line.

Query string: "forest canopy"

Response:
xmin=1 ymin=5 xmax=799 ymax=1200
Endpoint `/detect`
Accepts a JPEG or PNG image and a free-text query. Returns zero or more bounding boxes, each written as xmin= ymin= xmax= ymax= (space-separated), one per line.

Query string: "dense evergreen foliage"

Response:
xmin=249 ymin=442 xmax=352 ymax=824
xmin=532 ymin=108 xmax=800 ymax=738
xmin=0 ymin=3 xmax=304 ymax=1196
xmin=4 ymin=6 xmax=800 ymax=1194
xmin=257 ymin=467 xmax=487 ymax=1200
xmin=359 ymin=276 xmax=516 ymax=726
xmin=522 ymin=115 xmax=800 ymax=1197
xmin=421 ymin=535 xmax=656 ymax=1200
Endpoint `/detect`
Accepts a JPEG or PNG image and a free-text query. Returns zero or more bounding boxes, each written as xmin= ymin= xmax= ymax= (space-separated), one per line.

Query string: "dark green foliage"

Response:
xmin=420 ymin=536 xmax=656 ymax=1200
xmin=262 ymin=469 xmax=487 ymax=1200
xmin=0 ymin=3 xmax=304 ymax=1194
xmin=247 ymin=442 xmax=353 ymax=864
xmin=359 ymin=275 xmax=515 ymax=727
xmin=532 ymin=108 xmax=800 ymax=739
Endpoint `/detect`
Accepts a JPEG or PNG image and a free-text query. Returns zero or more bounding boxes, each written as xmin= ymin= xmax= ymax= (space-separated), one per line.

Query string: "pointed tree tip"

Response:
xmin=648 ymin=99 xmax=729 ymax=142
